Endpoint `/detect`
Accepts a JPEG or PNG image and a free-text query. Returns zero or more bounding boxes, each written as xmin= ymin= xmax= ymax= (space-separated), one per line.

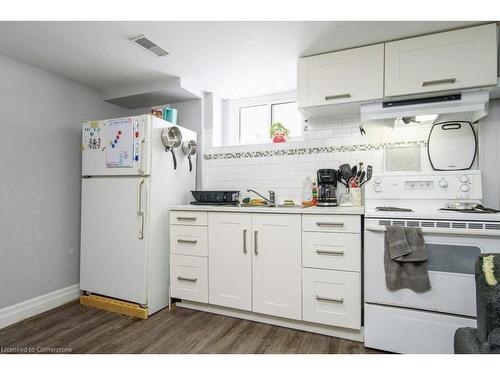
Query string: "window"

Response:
xmin=271 ymin=102 xmax=302 ymax=138
xmin=225 ymin=92 xmax=302 ymax=146
xmin=239 ymin=105 xmax=268 ymax=144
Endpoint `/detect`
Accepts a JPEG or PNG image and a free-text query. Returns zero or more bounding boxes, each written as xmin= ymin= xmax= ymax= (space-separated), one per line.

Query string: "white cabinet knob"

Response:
xmin=374 ymin=177 xmax=382 ymax=185
xmin=460 ymin=184 xmax=470 ymax=192
xmin=439 ymin=179 xmax=449 ymax=188
xmin=460 ymin=175 xmax=470 ymax=183
xmin=374 ymin=185 xmax=382 ymax=193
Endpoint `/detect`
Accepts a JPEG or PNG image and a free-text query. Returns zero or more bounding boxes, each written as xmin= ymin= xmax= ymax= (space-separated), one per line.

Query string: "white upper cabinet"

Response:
xmin=297 ymin=43 xmax=384 ymax=108
xmin=385 ymin=24 xmax=498 ymax=97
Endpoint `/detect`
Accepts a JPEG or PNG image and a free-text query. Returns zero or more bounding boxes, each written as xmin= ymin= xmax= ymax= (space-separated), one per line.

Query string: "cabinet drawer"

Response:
xmin=302 ymin=268 xmax=361 ymax=330
xmin=170 ymin=211 xmax=207 ymax=226
xmin=170 ymin=254 xmax=208 ymax=303
xmin=302 ymin=215 xmax=360 ymax=233
xmin=302 ymin=232 xmax=360 ymax=272
xmin=170 ymin=225 xmax=208 ymax=256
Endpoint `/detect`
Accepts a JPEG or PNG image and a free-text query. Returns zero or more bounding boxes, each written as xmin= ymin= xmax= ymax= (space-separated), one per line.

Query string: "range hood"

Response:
xmin=360 ymin=90 xmax=489 ymax=124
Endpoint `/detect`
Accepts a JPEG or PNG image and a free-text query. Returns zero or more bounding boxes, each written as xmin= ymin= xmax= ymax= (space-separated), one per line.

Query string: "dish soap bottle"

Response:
xmin=302 ymin=177 xmax=313 ymax=207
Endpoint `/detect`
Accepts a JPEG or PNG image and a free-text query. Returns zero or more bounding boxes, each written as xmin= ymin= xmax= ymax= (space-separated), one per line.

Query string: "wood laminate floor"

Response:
xmin=0 ymin=301 xmax=383 ymax=354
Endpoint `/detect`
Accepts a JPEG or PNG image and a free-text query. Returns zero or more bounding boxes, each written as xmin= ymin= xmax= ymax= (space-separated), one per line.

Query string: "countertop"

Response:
xmin=170 ymin=204 xmax=364 ymax=215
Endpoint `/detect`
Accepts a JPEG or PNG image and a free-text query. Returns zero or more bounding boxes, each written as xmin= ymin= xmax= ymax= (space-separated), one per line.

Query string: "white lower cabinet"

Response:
xmin=170 ymin=210 xmax=362 ymax=336
xmin=208 ymin=212 xmax=302 ymax=320
xmin=170 ymin=254 xmax=208 ymax=303
xmin=251 ymin=214 xmax=302 ymax=320
xmin=208 ymin=213 xmax=252 ymax=310
xmin=302 ymin=268 xmax=361 ymax=330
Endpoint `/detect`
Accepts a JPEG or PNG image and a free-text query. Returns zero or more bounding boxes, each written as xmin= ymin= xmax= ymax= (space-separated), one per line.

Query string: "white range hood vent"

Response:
xmin=361 ymin=91 xmax=489 ymax=124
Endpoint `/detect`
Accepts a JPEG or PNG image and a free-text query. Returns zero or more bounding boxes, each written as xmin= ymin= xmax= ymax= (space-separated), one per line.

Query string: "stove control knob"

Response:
xmin=439 ymin=179 xmax=449 ymax=188
xmin=460 ymin=184 xmax=470 ymax=192
xmin=460 ymin=175 xmax=470 ymax=183
xmin=374 ymin=185 xmax=382 ymax=193
xmin=374 ymin=177 xmax=382 ymax=185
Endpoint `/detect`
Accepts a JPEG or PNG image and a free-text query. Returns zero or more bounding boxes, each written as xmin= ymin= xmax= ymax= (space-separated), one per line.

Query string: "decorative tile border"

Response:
xmin=203 ymin=140 xmax=427 ymax=160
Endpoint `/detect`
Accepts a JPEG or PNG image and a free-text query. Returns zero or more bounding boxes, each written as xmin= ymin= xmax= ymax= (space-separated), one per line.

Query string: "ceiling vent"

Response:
xmin=130 ymin=35 xmax=168 ymax=57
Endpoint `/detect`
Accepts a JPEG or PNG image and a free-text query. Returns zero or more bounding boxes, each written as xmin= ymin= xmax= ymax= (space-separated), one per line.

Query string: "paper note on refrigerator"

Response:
xmin=105 ymin=118 xmax=134 ymax=168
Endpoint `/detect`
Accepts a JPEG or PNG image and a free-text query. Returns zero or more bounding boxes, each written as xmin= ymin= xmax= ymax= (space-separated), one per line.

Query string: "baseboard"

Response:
xmin=0 ymin=284 xmax=81 ymax=329
xmin=177 ymin=301 xmax=364 ymax=342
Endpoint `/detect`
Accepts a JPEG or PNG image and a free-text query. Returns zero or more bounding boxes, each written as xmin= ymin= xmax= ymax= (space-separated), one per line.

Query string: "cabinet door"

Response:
xmin=208 ymin=213 xmax=252 ymax=311
xmin=251 ymin=214 xmax=302 ymax=320
xmin=385 ymin=24 xmax=498 ymax=97
xmin=297 ymin=43 xmax=384 ymax=108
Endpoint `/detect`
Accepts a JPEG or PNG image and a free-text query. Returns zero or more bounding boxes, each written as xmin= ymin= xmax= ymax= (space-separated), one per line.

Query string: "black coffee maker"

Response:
xmin=317 ymin=169 xmax=338 ymax=207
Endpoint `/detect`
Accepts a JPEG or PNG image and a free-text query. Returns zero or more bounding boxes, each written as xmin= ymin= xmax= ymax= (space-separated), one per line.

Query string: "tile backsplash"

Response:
xmin=201 ymin=121 xmax=453 ymax=204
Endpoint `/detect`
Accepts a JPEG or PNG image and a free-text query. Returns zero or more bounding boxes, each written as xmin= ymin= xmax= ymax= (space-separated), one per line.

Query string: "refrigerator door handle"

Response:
xmin=138 ymin=179 xmax=145 ymax=239
xmin=139 ymin=138 xmax=146 ymax=176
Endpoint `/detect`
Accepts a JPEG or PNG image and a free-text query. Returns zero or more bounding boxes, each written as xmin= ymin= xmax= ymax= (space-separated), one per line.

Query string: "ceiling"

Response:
xmin=0 ymin=21 xmax=480 ymax=99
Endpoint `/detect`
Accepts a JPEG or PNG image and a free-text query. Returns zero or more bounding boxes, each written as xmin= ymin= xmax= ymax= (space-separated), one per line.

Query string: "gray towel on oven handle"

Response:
xmin=385 ymin=226 xmax=412 ymax=259
xmin=397 ymin=227 xmax=428 ymax=262
xmin=384 ymin=226 xmax=431 ymax=293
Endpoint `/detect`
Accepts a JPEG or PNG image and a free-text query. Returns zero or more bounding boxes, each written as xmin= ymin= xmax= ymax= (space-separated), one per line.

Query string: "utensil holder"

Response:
xmin=350 ymin=187 xmax=363 ymax=206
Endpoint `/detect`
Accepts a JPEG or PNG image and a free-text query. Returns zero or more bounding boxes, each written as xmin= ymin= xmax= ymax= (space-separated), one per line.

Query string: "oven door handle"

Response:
xmin=365 ymin=224 xmax=500 ymax=237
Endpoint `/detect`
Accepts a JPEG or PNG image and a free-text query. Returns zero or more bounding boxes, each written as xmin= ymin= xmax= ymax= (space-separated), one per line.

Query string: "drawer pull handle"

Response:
xmin=243 ymin=229 xmax=247 ymax=254
xmin=177 ymin=276 xmax=197 ymax=282
xmin=316 ymin=249 xmax=344 ymax=256
xmin=176 ymin=217 xmax=197 ymax=221
xmin=316 ymin=222 xmax=344 ymax=227
xmin=422 ymin=78 xmax=456 ymax=87
xmin=177 ymin=239 xmax=197 ymax=244
xmin=254 ymin=230 xmax=258 ymax=255
xmin=316 ymin=295 xmax=344 ymax=304
xmin=325 ymin=93 xmax=351 ymax=101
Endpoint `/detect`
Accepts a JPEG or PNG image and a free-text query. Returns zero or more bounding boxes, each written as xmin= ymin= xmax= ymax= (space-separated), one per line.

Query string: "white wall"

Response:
xmin=202 ymin=119 xmax=433 ymax=204
xmin=0 ymin=53 xmax=131 ymax=309
xmin=203 ymin=101 xmax=500 ymax=207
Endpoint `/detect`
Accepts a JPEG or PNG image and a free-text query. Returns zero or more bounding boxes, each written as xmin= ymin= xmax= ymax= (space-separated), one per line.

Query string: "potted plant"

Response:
xmin=269 ymin=122 xmax=290 ymax=143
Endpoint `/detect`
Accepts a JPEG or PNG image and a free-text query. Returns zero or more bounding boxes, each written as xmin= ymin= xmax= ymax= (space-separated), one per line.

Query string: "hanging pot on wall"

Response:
xmin=161 ymin=126 xmax=183 ymax=169
xmin=181 ymin=140 xmax=197 ymax=172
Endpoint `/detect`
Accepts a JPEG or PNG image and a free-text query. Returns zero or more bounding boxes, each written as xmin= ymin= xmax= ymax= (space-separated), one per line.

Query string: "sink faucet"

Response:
xmin=246 ymin=189 xmax=276 ymax=207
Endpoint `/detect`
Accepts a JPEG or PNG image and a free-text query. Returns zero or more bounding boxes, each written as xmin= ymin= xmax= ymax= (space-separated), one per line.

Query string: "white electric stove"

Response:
xmin=363 ymin=170 xmax=500 ymax=354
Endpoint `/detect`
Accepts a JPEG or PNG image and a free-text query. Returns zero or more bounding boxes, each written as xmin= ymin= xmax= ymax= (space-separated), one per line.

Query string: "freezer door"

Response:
xmin=80 ymin=177 xmax=148 ymax=305
xmin=82 ymin=115 xmax=150 ymax=176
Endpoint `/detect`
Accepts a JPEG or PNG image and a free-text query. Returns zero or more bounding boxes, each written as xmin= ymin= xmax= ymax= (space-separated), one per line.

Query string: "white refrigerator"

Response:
xmin=80 ymin=114 xmax=196 ymax=315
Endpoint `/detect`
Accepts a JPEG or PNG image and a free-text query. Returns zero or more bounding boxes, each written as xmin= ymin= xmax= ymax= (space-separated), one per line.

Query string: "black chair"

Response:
xmin=454 ymin=254 xmax=500 ymax=354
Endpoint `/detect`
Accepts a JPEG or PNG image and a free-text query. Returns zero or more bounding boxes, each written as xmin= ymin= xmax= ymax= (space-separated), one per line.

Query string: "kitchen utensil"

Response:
xmin=446 ymin=201 xmax=479 ymax=210
xmin=339 ymin=164 xmax=353 ymax=185
xmin=359 ymin=171 xmax=366 ymax=184
xmin=351 ymin=165 xmax=357 ymax=178
xmin=161 ymin=126 xmax=183 ymax=169
xmin=337 ymin=170 xmax=348 ymax=187
xmin=427 ymin=121 xmax=476 ymax=171
xmin=359 ymin=165 xmax=372 ymax=187
xmin=181 ymin=140 xmax=197 ymax=172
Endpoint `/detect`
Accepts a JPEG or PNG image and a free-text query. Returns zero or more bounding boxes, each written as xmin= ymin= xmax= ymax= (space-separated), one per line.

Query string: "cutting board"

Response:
xmin=427 ymin=121 xmax=476 ymax=170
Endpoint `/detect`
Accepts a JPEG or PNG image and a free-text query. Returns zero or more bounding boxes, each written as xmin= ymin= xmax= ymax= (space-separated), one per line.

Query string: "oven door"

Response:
xmin=364 ymin=218 xmax=500 ymax=317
